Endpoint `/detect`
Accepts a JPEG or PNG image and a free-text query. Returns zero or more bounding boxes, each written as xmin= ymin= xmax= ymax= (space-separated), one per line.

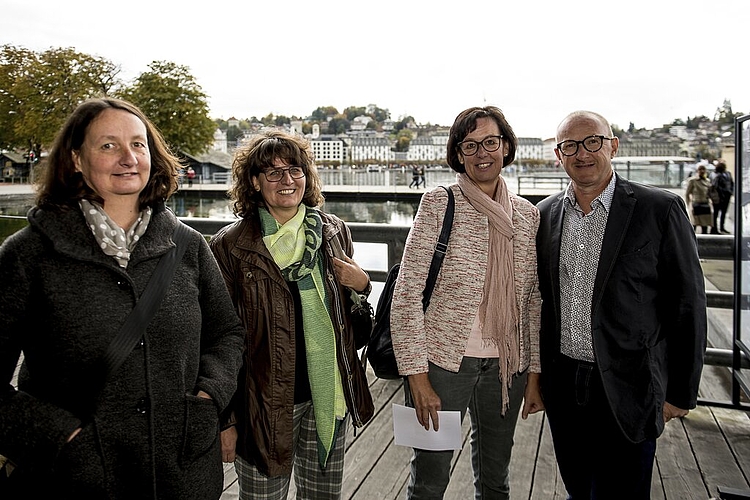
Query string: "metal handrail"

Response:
xmin=0 ymin=214 xmax=739 ymax=372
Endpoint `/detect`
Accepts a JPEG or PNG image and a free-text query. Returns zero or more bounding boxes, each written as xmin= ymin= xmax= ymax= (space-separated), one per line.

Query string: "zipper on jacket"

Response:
xmin=326 ymin=266 xmax=363 ymax=427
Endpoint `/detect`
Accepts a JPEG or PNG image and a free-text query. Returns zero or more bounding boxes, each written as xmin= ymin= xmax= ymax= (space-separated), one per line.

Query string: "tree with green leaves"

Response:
xmin=119 ymin=61 xmax=215 ymax=155
xmin=0 ymin=44 xmax=121 ymax=158
xmin=311 ymin=106 xmax=338 ymax=122
xmin=367 ymin=104 xmax=390 ymax=123
xmin=343 ymin=106 xmax=367 ymax=121
xmin=326 ymin=116 xmax=350 ymax=135
xmin=393 ymin=128 xmax=413 ymax=152
xmin=226 ymin=125 xmax=244 ymax=144
xmin=715 ymin=99 xmax=740 ymax=126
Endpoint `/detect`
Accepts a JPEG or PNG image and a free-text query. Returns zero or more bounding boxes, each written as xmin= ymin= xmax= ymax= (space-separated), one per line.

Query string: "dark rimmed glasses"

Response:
xmin=457 ymin=135 xmax=503 ymax=156
xmin=557 ymin=135 xmax=615 ymax=157
xmin=261 ymin=166 xmax=306 ymax=182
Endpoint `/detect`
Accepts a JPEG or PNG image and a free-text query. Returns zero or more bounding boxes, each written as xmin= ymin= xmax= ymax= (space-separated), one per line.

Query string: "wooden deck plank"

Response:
xmin=349 ymin=434 xmax=411 ymax=499
xmin=712 ymin=407 xmax=750 ymax=486
xmin=220 ymin=376 xmax=750 ymax=500
xmin=529 ymin=415 xmax=567 ymax=499
xmin=510 ymin=410 xmax=545 ymax=498
xmin=340 ymin=382 xmax=403 ymax=499
xmin=654 ymin=415 xmax=707 ymax=499
xmin=685 ymin=406 xmax=750 ymax=497
xmin=650 ymin=461 xmax=666 ymax=500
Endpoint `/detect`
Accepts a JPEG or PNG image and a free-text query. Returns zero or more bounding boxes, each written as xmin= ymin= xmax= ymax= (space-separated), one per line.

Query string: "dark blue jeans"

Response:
xmin=404 ymin=359 xmax=527 ymax=499
xmin=544 ymin=354 xmax=656 ymax=500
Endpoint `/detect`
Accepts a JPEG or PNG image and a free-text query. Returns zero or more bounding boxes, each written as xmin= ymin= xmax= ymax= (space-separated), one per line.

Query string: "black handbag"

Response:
xmin=0 ymin=222 xmax=191 ymax=491
xmin=367 ymin=185 xmax=455 ymax=379
xmin=692 ymin=202 xmax=711 ymax=216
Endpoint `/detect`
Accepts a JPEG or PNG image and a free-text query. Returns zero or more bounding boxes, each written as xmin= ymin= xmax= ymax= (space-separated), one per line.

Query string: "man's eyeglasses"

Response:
xmin=556 ymin=135 xmax=615 ymax=157
xmin=261 ymin=166 xmax=306 ymax=182
xmin=457 ymin=135 xmax=503 ymax=156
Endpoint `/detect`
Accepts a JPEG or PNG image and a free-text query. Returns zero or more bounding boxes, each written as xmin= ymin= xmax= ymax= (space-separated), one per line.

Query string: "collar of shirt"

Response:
xmin=563 ymin=172 xmax=617 ymax=214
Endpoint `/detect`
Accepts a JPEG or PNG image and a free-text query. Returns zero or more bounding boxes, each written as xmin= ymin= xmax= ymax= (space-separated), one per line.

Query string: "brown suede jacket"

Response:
xmin=209 ymin=209 xmax=374 ymax=477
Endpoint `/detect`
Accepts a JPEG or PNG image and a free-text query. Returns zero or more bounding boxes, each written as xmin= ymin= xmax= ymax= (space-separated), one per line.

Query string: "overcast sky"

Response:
xmin=2 ymin=0 xmax=748 ymax=139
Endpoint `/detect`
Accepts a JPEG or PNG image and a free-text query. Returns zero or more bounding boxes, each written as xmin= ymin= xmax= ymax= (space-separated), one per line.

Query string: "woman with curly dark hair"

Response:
xmin=210 ymin=129 xmax=374 ymax=499
xmin=0 ymin=98 xmax=244 ymax=498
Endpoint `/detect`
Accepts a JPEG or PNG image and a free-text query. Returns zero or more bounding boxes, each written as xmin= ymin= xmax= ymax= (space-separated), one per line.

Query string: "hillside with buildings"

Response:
xmin=211 ymin=103 xmax=741 ymax=170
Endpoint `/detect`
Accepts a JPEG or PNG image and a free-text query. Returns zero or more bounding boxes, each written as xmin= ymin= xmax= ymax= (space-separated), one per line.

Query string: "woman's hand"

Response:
xmin=197 ymin=390 xmax=213 ymax=401
xmin=221 ymin=427 xmax=238 ymax=462
xmin=521 ymin=372 xmax=544 ymax=419
xmin=407 ymin=373 xmax=442 ymax=431
xmin=332 ymin=255 xmax=369 ymax=292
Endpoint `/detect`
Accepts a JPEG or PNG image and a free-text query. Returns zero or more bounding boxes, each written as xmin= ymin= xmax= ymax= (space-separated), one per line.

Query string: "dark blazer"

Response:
xmin=536 ymin=174 xmax=707 ymax=443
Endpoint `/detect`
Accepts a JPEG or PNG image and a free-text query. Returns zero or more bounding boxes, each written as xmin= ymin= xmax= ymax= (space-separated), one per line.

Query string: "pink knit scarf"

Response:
xmin=457 ymin=173 xmax=519 ymax=413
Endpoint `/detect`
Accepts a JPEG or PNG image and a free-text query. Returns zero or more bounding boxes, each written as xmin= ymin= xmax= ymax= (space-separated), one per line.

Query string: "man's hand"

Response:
xmin=522 ymin=372 xmax=545 ymax=419
xmin=663 ymin=402 xmax=689 ymax=423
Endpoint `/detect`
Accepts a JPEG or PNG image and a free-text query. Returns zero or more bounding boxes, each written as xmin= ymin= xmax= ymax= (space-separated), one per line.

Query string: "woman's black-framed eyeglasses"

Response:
xmin=556 ymin=135 xmax=615 ymax=157
xmin=457 ymin=135 xmax=503 ymax=156
xmin=261 ymin=166 xmax=306 ymax=182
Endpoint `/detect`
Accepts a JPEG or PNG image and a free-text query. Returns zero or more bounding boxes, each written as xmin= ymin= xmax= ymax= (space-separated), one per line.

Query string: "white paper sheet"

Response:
xmin=392 ymin=404 xmax=462 ymax=451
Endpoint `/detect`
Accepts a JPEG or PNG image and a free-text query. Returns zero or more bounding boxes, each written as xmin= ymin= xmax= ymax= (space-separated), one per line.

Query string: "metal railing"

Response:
xmin=0 ymin=215 xmax=742 ymax=406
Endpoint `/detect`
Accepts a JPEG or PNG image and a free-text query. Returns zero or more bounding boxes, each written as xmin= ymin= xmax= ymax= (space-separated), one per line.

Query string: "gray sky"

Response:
xmin=2 ymin=0 xmax=748 ymax=139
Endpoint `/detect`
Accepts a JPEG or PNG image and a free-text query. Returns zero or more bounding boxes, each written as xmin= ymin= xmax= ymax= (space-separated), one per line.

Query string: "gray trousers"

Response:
xmin=404 ymin=358 xmax=527 ymax=500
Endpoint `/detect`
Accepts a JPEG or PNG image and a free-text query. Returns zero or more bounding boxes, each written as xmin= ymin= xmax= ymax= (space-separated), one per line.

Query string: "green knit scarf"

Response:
xmin=259 ymin=206 xmax=346 ymax=467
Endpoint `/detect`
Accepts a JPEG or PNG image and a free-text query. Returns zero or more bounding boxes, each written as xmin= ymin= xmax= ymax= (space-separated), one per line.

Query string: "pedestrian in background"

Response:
xmin=685 ymin=164 xmax=713 ymax=233
xmin=537 ymin=110 xmax=706 ymax=499
xmin=186 ymin=166 xmax=196 ymax=187
xmin=711 ymin=159 xmax=734 ymax=234
xmin=409 ymin=165 xmax=420 ymax=188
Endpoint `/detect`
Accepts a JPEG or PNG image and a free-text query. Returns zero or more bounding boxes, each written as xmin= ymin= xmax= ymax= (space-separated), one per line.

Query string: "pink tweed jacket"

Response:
xmin=391 ymin=183 xmax=541 ymax=376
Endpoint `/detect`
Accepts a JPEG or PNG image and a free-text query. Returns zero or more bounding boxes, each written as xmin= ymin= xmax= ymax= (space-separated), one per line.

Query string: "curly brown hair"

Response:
xmin=446 ymin=106 xmax=517 ymax=173
xmin=36 ymin=98 xmax=181 ymax=211
xmin=228 ymin=129 xmax=324 ymax=218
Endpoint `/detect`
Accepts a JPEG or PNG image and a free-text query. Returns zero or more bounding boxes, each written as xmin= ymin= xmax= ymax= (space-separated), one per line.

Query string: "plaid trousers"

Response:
xmin=235 ymin=400 xmax=348 ymax=499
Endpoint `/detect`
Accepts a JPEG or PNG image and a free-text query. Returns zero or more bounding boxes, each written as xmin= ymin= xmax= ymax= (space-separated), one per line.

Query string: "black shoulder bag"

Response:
xmin=367 ymin=185 xmax=455 ymax=379
xmin=100 ymin=222 xmax=191 ymax=381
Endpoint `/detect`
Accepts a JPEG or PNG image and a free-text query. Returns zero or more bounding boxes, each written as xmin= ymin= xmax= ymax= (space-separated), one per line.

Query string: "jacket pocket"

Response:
xmin=52 ymin=420 xmax=107 ymax=496
xmin=180 ymin=394 xmax=219 ymax=467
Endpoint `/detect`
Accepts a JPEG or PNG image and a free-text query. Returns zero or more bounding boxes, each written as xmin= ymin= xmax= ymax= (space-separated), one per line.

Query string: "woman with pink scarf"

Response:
xmin=391 ymin=106 xmax=543 ymax=499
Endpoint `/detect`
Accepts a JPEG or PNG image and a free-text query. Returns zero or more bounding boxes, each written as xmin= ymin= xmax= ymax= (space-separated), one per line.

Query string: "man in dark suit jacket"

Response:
xmin=536 ymin=110 xmax=707 ymax=499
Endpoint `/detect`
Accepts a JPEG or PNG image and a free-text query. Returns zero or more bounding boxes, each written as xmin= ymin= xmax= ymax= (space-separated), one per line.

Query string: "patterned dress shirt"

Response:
xmin=559 ymin=174 xmax=616 ymax=362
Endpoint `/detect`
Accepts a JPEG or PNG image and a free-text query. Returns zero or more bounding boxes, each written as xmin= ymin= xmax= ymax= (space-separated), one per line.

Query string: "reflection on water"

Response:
xmin=321 ymin=200 xmax=417 ymax=224
xmin=166 ymin=193 xmax=419 ymax=225
xmin=0 ymin=199 xmax=34 ymax=217
xmin=0 ymin=164 xmax=689 ymax=221
xmin=0 ymin=190 xmax=420 ymax=224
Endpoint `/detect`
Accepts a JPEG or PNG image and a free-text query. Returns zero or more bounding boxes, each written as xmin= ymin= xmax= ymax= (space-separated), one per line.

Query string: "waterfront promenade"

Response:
xmin=216 ymin=257 xmax=750 ymax=499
